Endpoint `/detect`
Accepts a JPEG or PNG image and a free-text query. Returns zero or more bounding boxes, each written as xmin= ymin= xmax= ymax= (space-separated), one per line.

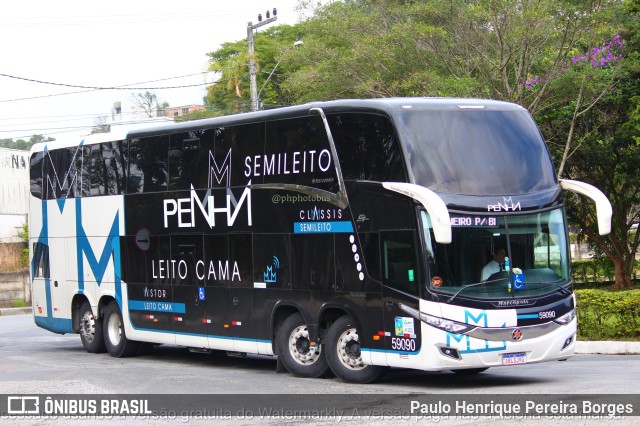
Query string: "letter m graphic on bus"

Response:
xmin=75 ymin=198 xmax=122 ymax=304
xmin=446 ymin=309 xmax=506 ymax=353
xmin=208 ymin=149 xmax=231 ymax=188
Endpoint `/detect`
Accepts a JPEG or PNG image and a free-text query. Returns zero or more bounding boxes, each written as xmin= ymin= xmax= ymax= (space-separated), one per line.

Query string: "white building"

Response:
xmin=0 ymin=148 xmax=29 ymax=242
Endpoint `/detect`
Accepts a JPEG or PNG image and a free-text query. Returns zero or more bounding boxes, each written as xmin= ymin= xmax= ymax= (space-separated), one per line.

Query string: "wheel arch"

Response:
xmin=270 ymin=301 xmax=311 ymax=354
xmin=317 ymin=303 xmax=362 ymax=339
xmin=71 ymin=294 xmax=90 ymax=333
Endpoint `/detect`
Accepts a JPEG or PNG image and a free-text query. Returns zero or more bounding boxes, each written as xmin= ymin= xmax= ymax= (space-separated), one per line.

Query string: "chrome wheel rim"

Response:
xmin=288 ymin=325 xmax=321 ymax=365
xmin=336 ymin=327 xmax=365 ymax=370
xmin=80 ymin=311 xmax=96 ymax=343
xmin=106 ymin=312 xmax=122 ymax=347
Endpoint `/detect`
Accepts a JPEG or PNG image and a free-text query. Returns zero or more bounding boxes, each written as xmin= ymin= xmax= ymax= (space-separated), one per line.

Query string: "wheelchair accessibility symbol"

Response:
xmin=198 ymin=287 xmax=206 ymax=301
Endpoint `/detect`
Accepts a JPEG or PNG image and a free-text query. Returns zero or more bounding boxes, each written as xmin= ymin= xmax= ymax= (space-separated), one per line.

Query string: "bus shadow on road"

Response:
xmin=134 ymin=344 xmax=555 ymax=388
xmin=378 ymin=367 xmax=555 ymax=389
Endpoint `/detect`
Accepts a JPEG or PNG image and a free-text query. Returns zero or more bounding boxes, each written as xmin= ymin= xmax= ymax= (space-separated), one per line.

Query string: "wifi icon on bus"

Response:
xmin=264 ymin=256 xmax=280 ymax=283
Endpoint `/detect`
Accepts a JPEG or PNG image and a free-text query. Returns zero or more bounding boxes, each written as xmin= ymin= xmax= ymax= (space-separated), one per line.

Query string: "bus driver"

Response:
xmin=481 ymin=247 xmax=506 ymax=281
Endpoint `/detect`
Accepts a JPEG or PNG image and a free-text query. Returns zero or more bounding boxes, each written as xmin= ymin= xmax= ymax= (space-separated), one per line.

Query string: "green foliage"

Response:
xmin=12 ymin=298 xmax=26 ymax=308
xmin=0 ymin=135 xmax=55 ymax=150
xmin=206 ymin=25 xmax=303 ymax=113
xmin=174 ymin=110 xmax=223 ymax=122
xmin=202 ymin=0 xmax=639 ymax=288
xmin=18 ymin=223 xmax=29 ymax=269
xmin=575 ymin=289 xmax=640 ymax=340
xmin=572 ymin=258 xmax=640 ymax=286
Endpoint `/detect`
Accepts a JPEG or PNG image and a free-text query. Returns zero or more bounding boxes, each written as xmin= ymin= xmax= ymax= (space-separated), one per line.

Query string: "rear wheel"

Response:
xmin=276 ymin=313 xmax=329 ymax=378
xmin=78 ymin=301 xmax=106 ymax=353
xmin=325 ymin=316 xmax=383 ymax=383
xmin=103 ymin=302 xmax=139 ymax=357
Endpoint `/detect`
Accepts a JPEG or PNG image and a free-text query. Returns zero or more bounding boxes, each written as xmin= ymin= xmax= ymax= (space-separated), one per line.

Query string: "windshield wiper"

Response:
xmin=446 ymin=281 xmax=491 ymax=303
xmin=524 ymin=279 xmax=571 ymax=296
xmin=446 ymin=277 xmax=570 ymax=303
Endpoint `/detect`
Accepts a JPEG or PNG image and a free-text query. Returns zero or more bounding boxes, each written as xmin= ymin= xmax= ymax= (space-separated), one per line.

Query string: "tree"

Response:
xmin=206 ymin=25 xmax=303 ymax=113
xmin=0 ymin=135 xmax=54 ymax=150
xmin=131 ymin=91 xmax=166 ymax=118
xmin=542 ymin=0 xmax=640 ymax=289
xmin=91 ymin=115 xmax=110 ymax=134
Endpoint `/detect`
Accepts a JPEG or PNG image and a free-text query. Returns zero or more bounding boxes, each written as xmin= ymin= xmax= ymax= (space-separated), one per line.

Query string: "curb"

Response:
xmin=2 ymin=307 xmax=639 ymax=354
xmin=575 ymin=341 xmax=640 ymax=355
xmin=0 ymin=306 xmax=32 ymax=316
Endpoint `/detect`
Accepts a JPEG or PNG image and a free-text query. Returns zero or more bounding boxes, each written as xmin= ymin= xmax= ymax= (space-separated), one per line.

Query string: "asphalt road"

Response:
xmin=1 ymin=314 xmax=639 ymax=425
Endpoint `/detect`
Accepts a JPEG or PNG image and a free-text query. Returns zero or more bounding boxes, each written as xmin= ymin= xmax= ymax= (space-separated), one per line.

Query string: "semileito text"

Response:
xmin=244 ymin=149 xmax=332 ymax=178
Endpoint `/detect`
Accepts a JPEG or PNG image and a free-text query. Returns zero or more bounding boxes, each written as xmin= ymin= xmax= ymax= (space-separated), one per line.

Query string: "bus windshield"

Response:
xmin=421 ymin=208 xmax=570 ymax=300
xmin=401 ymin=109 xmax=557 ymax=195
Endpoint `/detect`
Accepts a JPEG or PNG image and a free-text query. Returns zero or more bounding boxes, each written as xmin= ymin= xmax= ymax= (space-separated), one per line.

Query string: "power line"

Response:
xmin=0 ymin=72 xmax=210 ymax=100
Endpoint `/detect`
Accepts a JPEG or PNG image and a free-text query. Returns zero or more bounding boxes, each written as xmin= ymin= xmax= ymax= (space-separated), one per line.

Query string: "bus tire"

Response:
xmin=276 ymin=313 xmax=329 ymax=378
xmin=78 ymin=301 xmax=106 ymax=353
xmin=325 ymin=316 xmax=383 ymax=384
xmin=103 ymin=302 xmax=139 ymax=358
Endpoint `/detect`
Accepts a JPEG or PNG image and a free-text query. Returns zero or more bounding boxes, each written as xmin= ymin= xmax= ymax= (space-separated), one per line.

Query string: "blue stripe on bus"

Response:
xmin=129 ymin=300 xmax=186 ymax=314
xmin=293 ymin=221 xmax=354 ymax=234
xmin=517 ymin=314 xmax=539 ymax=319
xmin=35 ymin=316 xmax=73 ymax=334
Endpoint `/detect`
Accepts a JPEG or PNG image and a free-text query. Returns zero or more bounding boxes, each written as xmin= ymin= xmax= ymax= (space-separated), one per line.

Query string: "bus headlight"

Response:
xmin=398 ymin=303 xmax=474 ymax=334
xmin=554 ymin=309 xmax=576 ymax=325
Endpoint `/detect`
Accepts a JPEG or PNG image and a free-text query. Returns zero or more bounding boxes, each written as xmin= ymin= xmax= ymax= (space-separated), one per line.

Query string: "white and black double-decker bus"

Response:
xmin=29 ymin=98 xmax=611 ymax=383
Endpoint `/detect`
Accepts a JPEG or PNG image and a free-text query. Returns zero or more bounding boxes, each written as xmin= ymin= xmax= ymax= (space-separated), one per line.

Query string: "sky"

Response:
xmin=0 ymin=0 xmax=307 ymax=142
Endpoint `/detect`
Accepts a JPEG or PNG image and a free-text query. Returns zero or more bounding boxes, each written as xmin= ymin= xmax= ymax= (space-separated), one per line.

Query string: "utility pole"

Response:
xmin=247 ymin=8 xmax=277 ymax=112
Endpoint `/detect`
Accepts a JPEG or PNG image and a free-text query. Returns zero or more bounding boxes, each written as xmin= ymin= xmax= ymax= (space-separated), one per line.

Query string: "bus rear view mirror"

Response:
xmin=559 ymin=179 xmax=612 ymax=235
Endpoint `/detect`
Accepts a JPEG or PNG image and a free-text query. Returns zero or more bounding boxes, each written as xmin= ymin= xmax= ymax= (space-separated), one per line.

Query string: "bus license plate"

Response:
xmin=502 ymin=352 xmax=526 ymax=365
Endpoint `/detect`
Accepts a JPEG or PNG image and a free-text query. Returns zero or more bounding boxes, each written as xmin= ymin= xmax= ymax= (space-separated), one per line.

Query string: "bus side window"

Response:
xmin=102 ymin=141 xmax=126 ymax=195
xmin=32 ymin=242 xmax=50 ymax=278
xmin=127 ymin=136 xmax=169 ymax=193
xmin=169 ymin=131 xmax=210 ymax=191
xmin=380 ymin=231 xmax=418 ymax=295
xmin=329 ymin=113 xmax=407 ymax=182
xmin=89 ymin=145 xmax=105 ymax=196
xmin=30 ymin=151 xmax=44 ymax=199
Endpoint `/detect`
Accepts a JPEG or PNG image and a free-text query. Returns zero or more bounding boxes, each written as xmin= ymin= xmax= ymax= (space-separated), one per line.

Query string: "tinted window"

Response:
xmin=128 ymin=135 xmax=170 ymax=193
xmin=263 ymin=117 xmax=337 ymax=192
xmin=103 ymin=141 xmax=126 ymax=195
xmin=30 ymin=152 xmax=44 ymax=199
xmin=42 ymin=147 xmax=79 ymax=200
xmin=32 ymin=242 xmax=50 ymax=278
xmin=168 ymin=130 xmax=215 ymax=190
xmin=215 ymin=124 xmax=264 ymax=188
xmin=401 ymin=109 xmax=556 ymax=195
xmin=328 ymin=113 xmax=406 ymax=182
xmin=89 ymin=144 xmax=105 ymax=196
xmin=381 ymin=231 xmax=419 ymax=295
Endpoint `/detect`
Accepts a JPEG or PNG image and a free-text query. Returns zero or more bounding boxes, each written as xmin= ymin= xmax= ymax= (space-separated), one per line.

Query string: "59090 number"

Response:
xmin=391 ymin=337 xmax=416 ymax=352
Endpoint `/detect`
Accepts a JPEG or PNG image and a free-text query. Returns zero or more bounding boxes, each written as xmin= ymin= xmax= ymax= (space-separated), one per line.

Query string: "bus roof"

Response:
xmin=127 ymin=98 xmax=525 ymax=139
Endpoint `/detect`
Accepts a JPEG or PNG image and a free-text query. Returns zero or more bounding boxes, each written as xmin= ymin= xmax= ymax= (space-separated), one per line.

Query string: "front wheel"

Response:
xmin=103 ymin=302 xmax=139 ymax=358
xmin=325 ymin=316 xmax=383 ymax=383
xmin=276 ymin=313 xmax=329 ymax=378
xmin=79 ymin=301 xmax=106 ymax=353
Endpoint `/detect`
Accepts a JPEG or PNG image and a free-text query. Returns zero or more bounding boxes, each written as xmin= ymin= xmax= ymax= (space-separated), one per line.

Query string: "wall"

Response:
xmin=0 ymin=148 xmax=29 ymax=216
xmin=0 ymin=242 xmax=26 ymax=271
xmin=0 ymin=270 xmax=30 ymax=308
